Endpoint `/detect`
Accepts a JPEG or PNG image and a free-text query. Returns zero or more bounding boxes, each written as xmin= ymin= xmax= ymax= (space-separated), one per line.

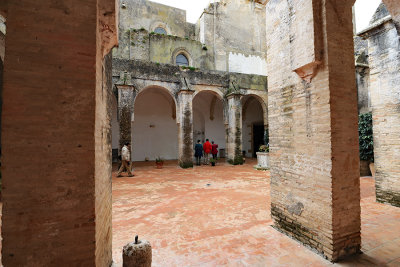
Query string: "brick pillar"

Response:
xmin=177 ymin=89 xmax=194 ymax=168
xmin=226 ymin=93 xmax=243 ymax=165
xmin=117 ymin=85 xmax=136 ymax=149
xmin=2 ymin=0 xmax=117 ymax=265
xmin=267 ymin=0 xmax=360 ymax=262
xmin=361 ymin=17 xmax=400 ymax=207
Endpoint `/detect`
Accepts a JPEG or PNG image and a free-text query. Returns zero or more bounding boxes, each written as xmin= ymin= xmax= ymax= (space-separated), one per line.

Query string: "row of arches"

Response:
xmin=111 ymin=86 xmax=267 ymax=162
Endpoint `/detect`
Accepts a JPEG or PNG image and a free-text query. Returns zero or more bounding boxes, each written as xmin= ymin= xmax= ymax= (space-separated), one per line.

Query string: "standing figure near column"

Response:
xmin=211 ymin=141 xmax=219 ymax=160
xmin=203 ymin=139 xmax=212 ymax=165
xmin=194 ymin=140 xmax=203 ymax=166
xmin=117 ymin=142 xmax=134 ymax=177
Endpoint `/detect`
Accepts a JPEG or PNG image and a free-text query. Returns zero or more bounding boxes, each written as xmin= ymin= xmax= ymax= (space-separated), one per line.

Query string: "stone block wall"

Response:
xmin=198 ymin=0 xmax=267 ymax=73
xmin=115 ymin=0 xmax=194 ymax=62
xmin=149 ymin=34 xmax=212 ymax=69
xmin=362 ymin=19 xmax=400 ymax=207
xmin=267 ymin=0 xmax=360 ymax=261
xmin=113 ymin=28 xmax=214 ymax=70
xmin=118 ymin=0 xmax=189 ymax=38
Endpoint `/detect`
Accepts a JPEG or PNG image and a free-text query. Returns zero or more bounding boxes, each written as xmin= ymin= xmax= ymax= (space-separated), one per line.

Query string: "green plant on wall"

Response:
xmin=359 ymin=112 xmax=374 ymax=162
xmin=264 ymin=129 xmax=269 ymax=146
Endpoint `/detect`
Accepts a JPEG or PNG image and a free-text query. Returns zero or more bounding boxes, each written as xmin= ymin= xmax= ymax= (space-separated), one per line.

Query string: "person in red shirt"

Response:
xmin=203 ymin=139 xmax=212 ymax=165
xmin=211 ymin=141 xmax=218 ymax=160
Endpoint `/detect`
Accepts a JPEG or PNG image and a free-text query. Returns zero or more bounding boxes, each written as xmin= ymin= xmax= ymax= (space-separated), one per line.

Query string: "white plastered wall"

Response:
xmin=193 ymin=93 xmax=225 ymax=151
xmin=132 ymin=89 xmax=178 ymax=161
xmin=228 ymin=52 xmax=267 ymax=75
xmin=242 ymin=98 xmax=264 ymax=157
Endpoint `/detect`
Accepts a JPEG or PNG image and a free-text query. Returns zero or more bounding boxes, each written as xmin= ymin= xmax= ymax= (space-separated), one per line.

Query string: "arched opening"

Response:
xmin=176 ymin=53 xmax=189 ymax=66
xmin=241 ymin=95 xmax=266 ymax=158
xmin=193 ymin=90 xmax=225 ymax=158
xmin=154 ymin=27 xmax=167 ymax=35
xmin=132 ymin=86 xmax=177 ymax=161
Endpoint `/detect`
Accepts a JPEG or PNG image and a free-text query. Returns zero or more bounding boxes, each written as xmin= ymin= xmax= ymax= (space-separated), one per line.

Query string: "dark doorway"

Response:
xmin=253 ymin=124 xmax=264 ymax=158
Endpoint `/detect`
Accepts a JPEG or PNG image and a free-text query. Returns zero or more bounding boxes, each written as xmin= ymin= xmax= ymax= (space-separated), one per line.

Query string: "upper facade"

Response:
xmin=113 ymin=0 xmax=267 ymax=76
xmin=197 ymin=0 xmax=267 ymax=75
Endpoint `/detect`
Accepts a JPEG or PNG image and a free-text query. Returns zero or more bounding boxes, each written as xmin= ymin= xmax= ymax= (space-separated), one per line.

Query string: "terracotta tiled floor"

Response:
xmin=112 ymin=160 xmax=400 ymax=267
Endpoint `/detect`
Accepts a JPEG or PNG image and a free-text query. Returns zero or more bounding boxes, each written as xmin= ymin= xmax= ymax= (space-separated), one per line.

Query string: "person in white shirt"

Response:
xmin=117 ymin=142 xmax=133 ymax=177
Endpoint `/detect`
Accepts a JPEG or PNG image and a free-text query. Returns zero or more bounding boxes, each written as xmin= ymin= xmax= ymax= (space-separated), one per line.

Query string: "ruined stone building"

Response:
xmin=111 ymin=0 xmax=268 ymax=167
xmin=355 ymin=2 xmax=400 ymax=208
xmin=1 ymin=0 xmax=400 ymax=265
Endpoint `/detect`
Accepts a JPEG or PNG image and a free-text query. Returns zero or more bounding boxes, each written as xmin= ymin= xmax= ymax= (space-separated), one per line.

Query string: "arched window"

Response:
xmin=154 ymin=27 xmax=167 ymax=35
xmin=176 ymin=53 xmax=189 ymax=66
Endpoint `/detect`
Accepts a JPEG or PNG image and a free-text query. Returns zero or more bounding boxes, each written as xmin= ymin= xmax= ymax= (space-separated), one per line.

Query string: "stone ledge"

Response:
xmin=112 ymin=59 xmax=268 ymax=91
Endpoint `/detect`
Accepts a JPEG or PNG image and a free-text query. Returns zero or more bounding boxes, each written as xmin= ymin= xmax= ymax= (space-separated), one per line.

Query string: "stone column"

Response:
xmin=117 ymin=85 xmax=136 ymax=149
xmin=177 ymin=89 xmax=194 ymax=168
xmin=226 ymin=93 xmax=243 ymax=165
xmin=266 ymin=0 xmax=360 ymax=262
xmin=2 ymin=0 xmax=117 ymax=265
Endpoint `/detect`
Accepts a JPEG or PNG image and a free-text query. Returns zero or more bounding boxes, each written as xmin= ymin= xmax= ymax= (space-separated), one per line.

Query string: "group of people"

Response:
xmin=117 ymin=139 xmax=220 ymax=177
xmin=194 ymin=139 xmax=219 ymax=166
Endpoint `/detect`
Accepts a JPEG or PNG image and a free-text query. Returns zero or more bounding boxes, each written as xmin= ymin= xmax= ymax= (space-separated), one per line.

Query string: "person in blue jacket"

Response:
xmin=194 ymin=140 xmax=203 ymax=166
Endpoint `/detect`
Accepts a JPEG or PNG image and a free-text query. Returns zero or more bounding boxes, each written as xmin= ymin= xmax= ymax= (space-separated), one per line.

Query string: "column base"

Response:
xmin=271 ymin=205 xmax=361 ymax=262
xmin=179 ymin=160 xmax=193 ymax=169
xmin=376 ymin=187 xmax=400 ymax=207
xmin=227 ymin=155 xmax=244 ymax=165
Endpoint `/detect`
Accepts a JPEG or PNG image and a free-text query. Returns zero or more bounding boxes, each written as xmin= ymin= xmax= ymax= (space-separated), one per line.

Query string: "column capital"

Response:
xmin=226 ymin=92 xmax=242 ymax=99
xmin=116 ymin=84 xmax=135 ymax=90
xmin=178 ymin=88 xmax=195 ymax=95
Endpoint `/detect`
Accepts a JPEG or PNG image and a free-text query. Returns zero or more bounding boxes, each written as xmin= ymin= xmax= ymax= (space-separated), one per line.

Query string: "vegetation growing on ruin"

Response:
xmin=359 ymin=112 xmax=374 ymax=162
xmin=180 ymin=66 xmax=197 ymax=71
xmin=228 ymin=155 xmax=244 ymax=165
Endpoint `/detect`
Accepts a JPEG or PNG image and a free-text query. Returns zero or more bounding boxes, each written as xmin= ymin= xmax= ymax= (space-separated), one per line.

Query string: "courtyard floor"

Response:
xmin=112 ymin=159 xmax=400 ymax=267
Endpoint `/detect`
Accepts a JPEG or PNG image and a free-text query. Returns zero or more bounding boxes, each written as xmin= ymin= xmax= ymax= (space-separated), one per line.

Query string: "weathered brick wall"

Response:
xmin=267 ymin=0 xmax=360 ymax=261
xmin=0 ymin=31 xmax=4 ymax=62
xmin=363 ymin=19 xmax=400 ymax=207
xmin=2 ymin=0 xmax=113 ymax=265
xmin=0 ymin=32 xmax=3 ymax=152
xmin=95 ymin=52 xmax=113 ymax=266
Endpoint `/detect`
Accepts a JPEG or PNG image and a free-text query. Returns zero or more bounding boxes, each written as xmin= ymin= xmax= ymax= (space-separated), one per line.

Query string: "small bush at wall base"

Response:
xmin=180 ymin=161 xmax=193 ymax=169
xmin=228 ymin=156 xmax=244 ymax=165
xmin=359 ymin=112 xmax=374 ymax=162
xmin=233 ymin=155 xmax=244 ymax=165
